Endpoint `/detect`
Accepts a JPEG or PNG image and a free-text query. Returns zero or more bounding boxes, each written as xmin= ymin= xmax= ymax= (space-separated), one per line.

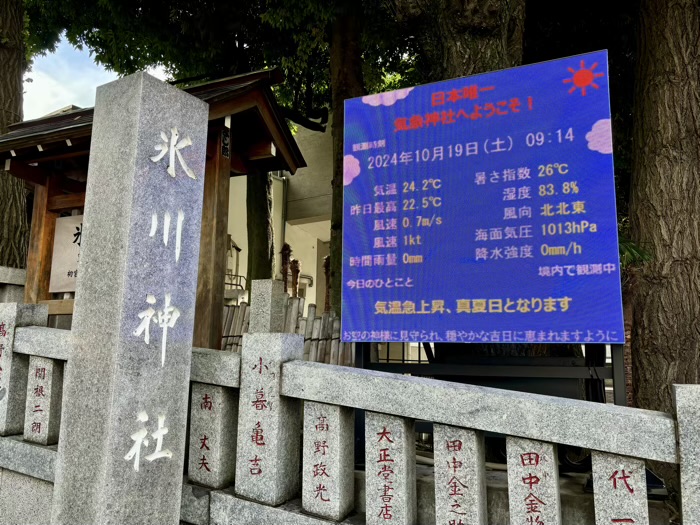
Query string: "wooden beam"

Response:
xmin=38 ymin=299 xmax=74 ymax=315
xmin=55 ymin=175 xmax=87 ymax=194
xmin=208 ymin=92 xmax=258 ymax=122
xmin=253 ymin=90 xmax=304 ymax=174
xmin=246 ymin=141 xmax=276 ymax=161
xmin=3 ymin=160 xmax=48 ymax=186
xmin=193 ymin=130 xmax=231 ymax=349
xmin=47 ymin=192 xmax=86 ymax=212
xmin=9 ymin=147 xmax=90 ymax=165
xmin=0 ymin=125 xmax=92 ymax=155
xmin=24 ymin=177 xmax=60 ymax=304
xmin=229 ymin=151 xmax=248 ymax=175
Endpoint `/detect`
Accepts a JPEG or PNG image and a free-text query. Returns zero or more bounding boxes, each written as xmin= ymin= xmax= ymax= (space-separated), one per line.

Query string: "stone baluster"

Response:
xmin=234 ymin=279 xmax=304 ymax=505
xmin=365 ymin=412 xmax=416 ymax=525
xmin=23 ymin=356 xmax=64 ymax=445
xmin=188 ymin=382 xmax=238 ymax=488
xmin=434 ymin=424 xmax=487 ymax=525
xmin=506 ymin=437 xmax=562 ymax=525
xmin=592 ymin=451 xmax=649 ymax=525
xmin=675 ymin=384 xmax=700 ymax=522
xmin=0 ymin=303 xmax=48 ymax=436
xmin=302 ymin=401 xmax=354 ymax=521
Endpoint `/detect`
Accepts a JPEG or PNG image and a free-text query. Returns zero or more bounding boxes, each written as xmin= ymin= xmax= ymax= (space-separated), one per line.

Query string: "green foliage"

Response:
xmin=618 ymin=217 xmax=651 ymax=270
xmin=23 ymin=0 xmax=419 ymax=119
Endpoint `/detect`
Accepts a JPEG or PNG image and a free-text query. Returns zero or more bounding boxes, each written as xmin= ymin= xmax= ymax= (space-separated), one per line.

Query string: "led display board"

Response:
xmin=341 ymin=50 xmax=624 ymax=344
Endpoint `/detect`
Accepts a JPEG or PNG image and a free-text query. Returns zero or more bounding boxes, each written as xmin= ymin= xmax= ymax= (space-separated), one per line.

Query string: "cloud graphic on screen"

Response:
xmin=344 ymin=155 xmax=361 ymax=186
xmin=586 ymin=119 xmax=613 ymax=154
xmin=362 ymin=87 xmax=414 ymax=107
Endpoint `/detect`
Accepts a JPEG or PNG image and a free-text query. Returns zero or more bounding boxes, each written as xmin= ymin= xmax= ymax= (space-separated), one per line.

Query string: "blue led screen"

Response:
xmin=341 ymin=50 xmax=624 ymax=345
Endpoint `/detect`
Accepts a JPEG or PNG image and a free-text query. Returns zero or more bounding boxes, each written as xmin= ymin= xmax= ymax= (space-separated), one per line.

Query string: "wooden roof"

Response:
xmin=0 ymin=68 xmax=305 ymax=187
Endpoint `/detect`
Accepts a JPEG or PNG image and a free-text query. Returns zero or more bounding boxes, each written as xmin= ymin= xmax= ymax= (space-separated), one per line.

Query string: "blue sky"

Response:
xmin=23 ymin=37 xmax=166 ymax=121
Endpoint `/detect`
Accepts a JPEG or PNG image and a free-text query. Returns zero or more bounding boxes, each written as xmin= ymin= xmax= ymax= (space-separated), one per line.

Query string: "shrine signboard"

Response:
xmin=49 ymin=215 xmax=83 ymax=293
xmin=341 ymin=50 xmax=624 ymax=344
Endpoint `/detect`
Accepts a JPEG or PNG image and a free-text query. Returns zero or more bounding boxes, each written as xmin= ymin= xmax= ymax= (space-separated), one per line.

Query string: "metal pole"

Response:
xmin=611 ymin=344 xmax=627 ymax=406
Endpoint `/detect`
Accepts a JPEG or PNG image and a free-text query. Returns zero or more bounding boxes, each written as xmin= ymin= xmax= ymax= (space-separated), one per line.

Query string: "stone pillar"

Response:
xmin=302 ymin=401 xmax=354 ymax=521
xmin=51 ymin=72 xmax=208 ymax=525
xmin=188 ymin=382 xmax=238 ymax=488
xmin=0 ymin=267 xmax=26 ymax=304
xmin=365 ymin=412 xmax=416 ymax=525
xmin=506 ymin=437 xmax=561 ymax=525
xmin=248 ymin=279 xmax=287 ymax=334
xmin=434 ymin=424 xmax=487 ymax=525
xmin=23 ymin=356 xmax=64 ymax=445
xmin=675 ymin=385 xmax=700 ymax=522
xmin=0 ymin=303 xmax=48 ymax=435
xmin=235 ymin=280 xmax=304 ymax=505
xmin=591 ymin=452 xmax=649 ymax=525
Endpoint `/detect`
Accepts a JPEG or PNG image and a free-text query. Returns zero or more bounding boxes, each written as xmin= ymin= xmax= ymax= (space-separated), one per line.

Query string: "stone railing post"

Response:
xmin=235 ymin=279 xmax=304 ymax=505
xmin=434 ymin=425 xmax=487 ymax=524
xmin=23 ymin=356 xmax=64 ymax=445
xmin=675 ymin=384 xmax=700 ymax=522
xmin=591 ymin=451 xmax=649 ymax=524
xmin=302 ymin=401 xmax=354 ymax=521
xmin=0 ymin=267 xmax=26 ymax=303
xmin=0 ymin=303 xmax=48 ymax=435
xmin=506 ymin=437 xmax=561 ymax=525
xmin=51 ymin=72 xmax=208 ymax=524
xmin=188 ymin=381 xmax=238 ymax=488
xmin=365 ymin=412 xmax=416 ymax=525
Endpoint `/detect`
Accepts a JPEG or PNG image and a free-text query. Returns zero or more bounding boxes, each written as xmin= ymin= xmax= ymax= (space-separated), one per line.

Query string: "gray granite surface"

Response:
xmin=191 ymin=347 xmax=241 ymax=388
xmin=248 ymin=280 xmax=286 ymax=334
xmin=302 ymin=401 xmax=354 ymax=521
xmin=674 ymin=384 xmax=700 ymax=523
xmin=592 ymin=451 xmax=649 ymax=525
xmin=51 ymin=71 xmax=208 ymax=525
xmin=211 ymin=488 xmax=366 ymax=525
xmin=182 ymin=478 xmax=212 ymax=525
xmin=434 ymin=424 xmax=487 ymax=525
xmin=188 ymin=383 xmax=238 ymax=489
xmin=13 ymin=326 xmax=71 ymax=361
xmin=506 ymin=437 xmax=561 ymax=525
xmin=280 ymin=361 xmax=677 ymax=463
xmin=23 ymin=356 xmax=63 ymax=445
xmin=0 ymin=467 xmax=53 ymax=524
xmin=182 ymin=465 xmax=671 ymax=525
xmin=364 ymin=412 xmax=416 ymax=525
xmin=0 ymin=434 xmax=56 ymax=482
xmin=0 ymin=285 xmax=23 ymax=304
xmin=235 ymin=332 xmax=304 ymax=505
xmin=0 ymin=267 xmax=26 ymax=286
xmin=0 ymin=303 xmax=48 ymax=436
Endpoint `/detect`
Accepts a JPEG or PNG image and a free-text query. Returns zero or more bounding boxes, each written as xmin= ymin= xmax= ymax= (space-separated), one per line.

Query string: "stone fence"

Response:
xmin=0 ymin=266 xmax=25 ymax=303
xmin=0 ymin=281 xmax=697 ymax=524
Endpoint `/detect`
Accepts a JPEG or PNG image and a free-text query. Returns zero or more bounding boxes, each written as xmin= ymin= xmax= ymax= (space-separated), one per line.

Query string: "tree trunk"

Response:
xmin=329 ymin=1 xmax=365 ymax=314
xmin=393 ymin=0 xmax=526 ymax=82
xmin=393 ymin=0 xmax=552 ymax=359
xmin=246 ymin=173 xmax=274 ymax=283
xmin=629 ymin=0 xmax=700 ymax=520
xmin=0 ymin=0 xmax=29 ymax=269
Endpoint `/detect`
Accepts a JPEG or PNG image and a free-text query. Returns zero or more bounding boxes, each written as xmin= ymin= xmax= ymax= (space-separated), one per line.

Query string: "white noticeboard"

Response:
xmin=49 ymin=215 xmax=83 ymax=293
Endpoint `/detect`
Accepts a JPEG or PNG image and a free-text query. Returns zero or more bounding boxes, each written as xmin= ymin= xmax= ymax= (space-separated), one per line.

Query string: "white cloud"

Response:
xmin=24 ymin=38 xmax=119 ymax=120
xmin=585 ymin=119 xmax=613 ymax=155
xmin=343 ymin=155 xmax=361 ymax=186
xmin=146 ymin=66 xmax=169 ymax=81
xmin=362 ymin=87 xmax=414 ymax=107
xmin=22 ymin=37 xmax=174 ymax=122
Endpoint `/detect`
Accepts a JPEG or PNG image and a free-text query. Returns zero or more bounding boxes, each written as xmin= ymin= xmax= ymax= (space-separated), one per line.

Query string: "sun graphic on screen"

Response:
xmin=563 ymin=60 xmax=605 ymax=96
